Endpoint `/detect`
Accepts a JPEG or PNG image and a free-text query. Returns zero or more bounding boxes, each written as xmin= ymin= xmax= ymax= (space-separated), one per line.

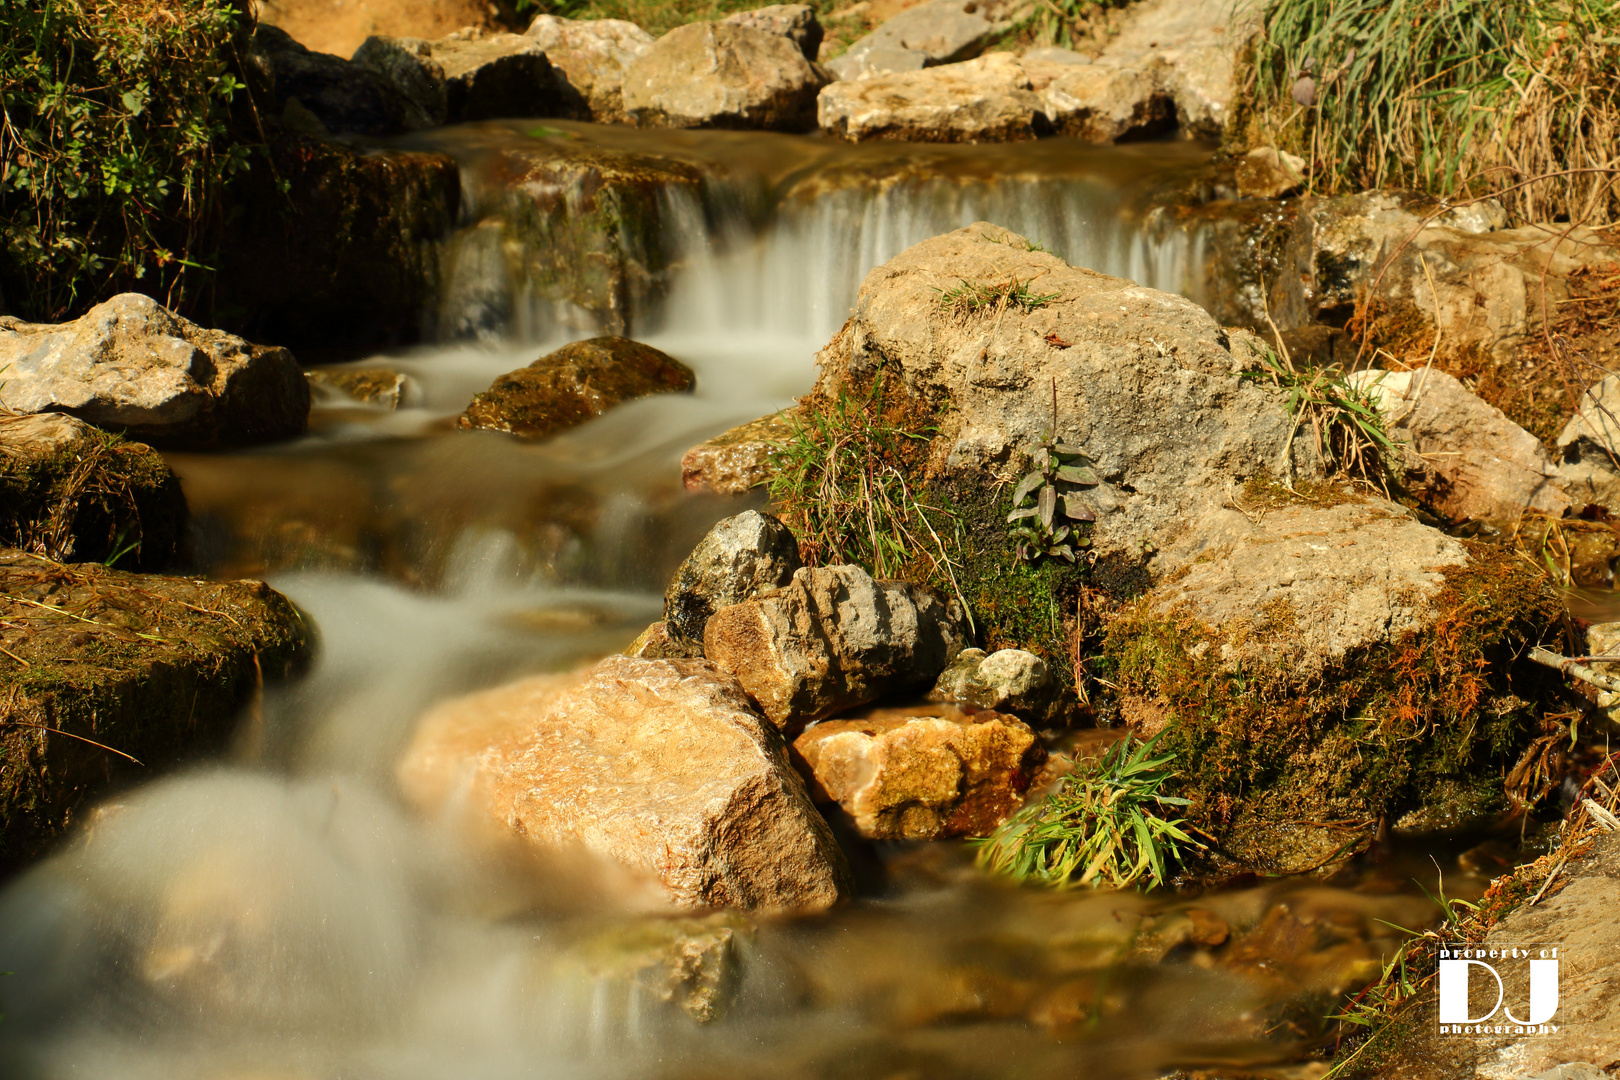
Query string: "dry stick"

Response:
xmin=0 ymin=721 xmax=143 ymax=766
xmin=0 ymin=643 xmax=27 ymax=667
xmin=0 ymin=592 xmax=166 ymax=642
xmin=1529 ymin=645 xmax=1620 ymax=693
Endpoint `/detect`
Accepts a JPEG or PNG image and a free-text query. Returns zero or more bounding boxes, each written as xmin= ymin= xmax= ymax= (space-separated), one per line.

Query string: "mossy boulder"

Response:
xmin=0 ymin=551 xmax=314 ymax=871
xmin=0 ymin=413 xmax=186 ymax=571
xmin=456 ymin=335 xmax=694 ymax=438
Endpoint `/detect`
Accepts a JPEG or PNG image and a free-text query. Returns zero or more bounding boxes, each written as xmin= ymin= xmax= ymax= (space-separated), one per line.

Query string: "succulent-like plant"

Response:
xmin=1006 ymin=436 xmax=1098 ymax=564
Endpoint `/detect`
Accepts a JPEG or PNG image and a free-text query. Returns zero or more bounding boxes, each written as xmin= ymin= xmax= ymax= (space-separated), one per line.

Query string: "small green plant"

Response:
xmin=1007 ymin=381 xmax=1099 ymax=563
xmin=934 ymin=276 xmax=1062 ymax=323
xmin=981 ymin=228 xmax=1053 ymax=255
xmin=974 ymin=732 xmax=1203 ymax=890
xmin=766 ymin=372 xmax=972 ymax=623
xmin=1248 ymin=346 xmax=1399 ymax=487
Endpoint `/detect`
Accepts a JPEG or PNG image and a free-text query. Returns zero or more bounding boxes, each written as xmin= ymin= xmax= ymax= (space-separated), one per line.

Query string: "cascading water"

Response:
xmin=0 ymin=121 xmax=1472 ymax=1080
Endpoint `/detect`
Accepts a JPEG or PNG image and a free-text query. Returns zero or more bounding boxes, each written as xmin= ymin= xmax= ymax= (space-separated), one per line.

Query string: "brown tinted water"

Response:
xmin=0 ymin=123 xmax=1511 ymax=1080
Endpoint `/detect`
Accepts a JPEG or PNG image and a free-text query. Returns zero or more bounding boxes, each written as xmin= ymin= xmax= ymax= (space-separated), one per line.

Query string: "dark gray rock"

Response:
xmin=251 ymin=24 xmax=420 ymax=136
xmin=664 ymin=511 xmax=802 ymax=650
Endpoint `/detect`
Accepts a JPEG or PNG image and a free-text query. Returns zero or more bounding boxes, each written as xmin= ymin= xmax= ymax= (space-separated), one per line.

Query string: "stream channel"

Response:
xmin=0 ymin=121 xmax=1518 ymax=1080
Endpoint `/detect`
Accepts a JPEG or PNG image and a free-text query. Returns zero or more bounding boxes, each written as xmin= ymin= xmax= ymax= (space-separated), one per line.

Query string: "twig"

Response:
xmin=0 ymin=592 xmax=167 ymax=642
xmin=1529 ymin=646 xmax=1620 ymax=693
xmin=0 ymin=721 xmax=143 ymax=765
xmin=0 ymin=643 xmax=27 ymax=667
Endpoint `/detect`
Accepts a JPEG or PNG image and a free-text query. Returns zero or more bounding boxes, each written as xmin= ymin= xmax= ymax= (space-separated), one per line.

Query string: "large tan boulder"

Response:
xmin=794 ymin=705 xmax=1043 ymax=839
xmin=1024 ymin=59 xmax=1176 ymax=142
xmin=397 ymin=655 xmax=851 ymax=913
xmin=0 ymin=293 xmax=309 ymax=449
xmin=703 ymin=564 xmax=970 ymax=730
xmin=622 ymin=22 xmax=829 ymax=131
xmin=1349 ymin=368 xmax=1568 ymax=526
xmin=817 ymin=54 xmax=1044 ymax=143
xmin=525 ymin=14 xmax=654 ymax=122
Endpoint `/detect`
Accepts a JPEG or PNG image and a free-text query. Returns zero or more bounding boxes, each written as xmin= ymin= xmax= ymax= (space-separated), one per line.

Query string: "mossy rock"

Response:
xmin=0 ymin=551 xmax=314 ymax=871
xmin=0 ymin=413 xmax=186 ymax=572
xmin=457 ymin=335 xmax=694 ymax=439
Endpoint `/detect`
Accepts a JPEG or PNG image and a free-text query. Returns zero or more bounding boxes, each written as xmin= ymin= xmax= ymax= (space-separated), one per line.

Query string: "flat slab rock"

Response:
xmin=396 ymin=655 xmax=851 ymax=913
xmin=457 ymin=335 xmax=694 ymax=439
xmin=0 ymin=551 xmax=313 ymax=869
xmin=794 ymin=704 xmax=1043 ymax=840
xmin=0 ymin=293 xmax=310 ymax=449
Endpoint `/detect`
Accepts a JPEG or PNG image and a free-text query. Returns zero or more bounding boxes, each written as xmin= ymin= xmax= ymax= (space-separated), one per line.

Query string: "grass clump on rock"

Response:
xmin=1243 ymin=0 xmax=1620 ymax=224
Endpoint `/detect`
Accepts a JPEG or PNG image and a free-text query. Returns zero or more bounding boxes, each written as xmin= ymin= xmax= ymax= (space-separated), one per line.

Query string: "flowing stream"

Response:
xmin=0 ymin=123 xmax=1509 ymax=1080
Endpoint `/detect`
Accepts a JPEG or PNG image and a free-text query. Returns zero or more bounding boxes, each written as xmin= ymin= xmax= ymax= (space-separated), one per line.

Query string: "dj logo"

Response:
xmin=1436 ymin=944 xmax=1561 ymax=1036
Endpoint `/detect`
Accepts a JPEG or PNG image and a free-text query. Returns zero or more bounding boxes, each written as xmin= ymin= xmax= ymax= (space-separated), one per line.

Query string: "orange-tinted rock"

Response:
xmin=793 ymin=704 xmax=1043 ymax=839
xmin=397 ymin=655 xmax=850 ymax=912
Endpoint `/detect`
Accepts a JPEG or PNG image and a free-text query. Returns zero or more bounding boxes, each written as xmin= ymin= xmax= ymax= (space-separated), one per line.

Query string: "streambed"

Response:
xmin=0 ymin=123 xmax=1521 ymax=1080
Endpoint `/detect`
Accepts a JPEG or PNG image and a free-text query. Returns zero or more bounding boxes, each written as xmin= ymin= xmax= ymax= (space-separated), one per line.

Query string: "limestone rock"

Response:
xmin=624 ymin=620 xmax=703 ymax=660
xmin=397 ymin=655 xmax=851 ymax=912
xmin=1090 ymin=0 xmax=1257 ymax=138
xmin=525 ymin=14 xmax=654 ymax=122
xmin=252 ymin=24 xmax=424 ymax=135
xmin=557 ymin=913 xmax=749 ymax=1023
xmin=818 ymin=54 xmax=1044 ymax=143
xmin=703 ymin=564 xmax=969 ymax=729
xmin=827 ymin=0 xmax=1013 ymax=80
xmin=306 ymin=367 xmax=409 ymax=408
xmin=1348 ymin=368 xmax=1568 ymax=525
xmin=794 ymin=705 xmax=1042 ymax=839
xmin=0 ymin=552 xmax=313 ymax=870
xmin=0 ymin=293 xmax=310 ymax=449
xmin=622 ymin=22 xmax=830 ymax=131
xmin=0 ymin=413 xmax=185 ymax=570
xmin=1556 ymin=375 xmax=1620 ymax=513
xmin=1024 ymin=59 xmax=1176 ymax=142
xmin=681 ymin=411 xmax=796 ymax=494
xmin=456 ymin=336 xmax=694 ymax=439
xmin=720 ymin=4 xmax=823 ymax=60
xmin=929 ymin=647 xmax=1063 ymax=724
xmin=1235 ymin=147 xmax=1305 ymax=199
xmin=663 ymin=511 xmax=802 ymax=650
xmin=432 ymin=30 xmax=560 ymax=123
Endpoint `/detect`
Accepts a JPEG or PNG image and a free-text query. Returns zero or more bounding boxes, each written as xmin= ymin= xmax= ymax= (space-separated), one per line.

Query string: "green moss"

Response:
xmin=1101 ymin=541 xmax=1559 ymax=871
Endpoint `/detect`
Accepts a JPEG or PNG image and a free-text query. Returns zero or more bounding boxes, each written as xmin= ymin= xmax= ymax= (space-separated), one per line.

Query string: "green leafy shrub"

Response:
xmin=1246 ymin=0 xmax=1620 ymax=224
xmin=974 ymin=733 xmax=1202 ymax=890
xmin=0 ymin=0 xmax=257 ymax=321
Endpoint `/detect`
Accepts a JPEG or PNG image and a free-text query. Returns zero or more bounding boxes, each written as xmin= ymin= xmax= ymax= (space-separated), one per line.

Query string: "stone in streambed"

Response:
xmin=0 ymin=293 xmax=309 ymax=449
xmin=353 ymin=28 xmax=562 ymax=125
xmin=703 ymin=564 xmax=969 ymax=730
xmin=663 ymin=511 xmax=801 ymax=653
xmin=1556 ymin=374 xmax=1620 ymax=514
xmin=397 ymin=655 xmax=850 ymax=912
xmin=456 ymin=336 xmax=694 ymax=439
xmin=826 ymin=0 xmax=1013 ymax=80
xmin=720 ymin=5 xmax=823 ymax=60
xmin=0 ymin=413 xmax=186 ymax=570
xmin=306 ymin=367 xmax=409 ymax=408
xmin=622 ymin=22 xmax=830 ymax=131
xmin=681 ymin=411 xmax=797 ymax=495
xmin=524 ymin=14 xmax=654 ymax=122
xmin=794 ymin=704 xmax=1043 ymax=840
xmin=251 ymin=24 xmax=427 ymax=135
xmin=558 ymin=912 xmax=749 ymax=1023
xmin=818 ymin=54 xmax=1044 ymax=144
xmin=929 ymin=647 xmax=1066 ymax=726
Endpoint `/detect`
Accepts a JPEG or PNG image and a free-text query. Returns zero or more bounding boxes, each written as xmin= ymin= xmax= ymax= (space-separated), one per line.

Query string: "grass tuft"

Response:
xmin=934 ymin=276 xmax=1062 ymax=323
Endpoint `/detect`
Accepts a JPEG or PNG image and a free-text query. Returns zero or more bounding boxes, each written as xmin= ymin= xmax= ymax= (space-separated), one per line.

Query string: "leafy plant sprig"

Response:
xmin=1006 ymin=381 xmax=1098 ymax=563
xmin=974 ymin=732 xmax=1203 ymax=890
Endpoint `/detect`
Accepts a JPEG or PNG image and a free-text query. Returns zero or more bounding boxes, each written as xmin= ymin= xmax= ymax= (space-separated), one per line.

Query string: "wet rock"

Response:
xmin=525 ymin=14 xmax=654 ymax=122
xmin=251 ymin=24 xmax=423 ymax=135
xmin=557 ymin=913 xmax=749 ymax=1023
xmin=0 ymin=293 xmax=310 ymax=449
xmin=622 ymin=22 xmax=830 ymax=131
xmin=624 ymin=620 xmax=703 ymax=660
xmin=0 ymin=551 xmax=313 ymax=870
xmin=306 ymin=367 xmax=408 ymax=408
xmin=818 ymin=54 xmax=1044 ymax=143
xmin=681 ymin=411 xmax=797 ymax=494
xmin=0 ymin=414 xmax=185 ymax=571
xmin=929 ymin=647 xmax=1064 ymax=725
xmin=1348 ymin=368 xmax=1568 ymax=526
xmin=1556 ymin=375 xmax=1620 ymax=513
xmin=703 ymin=564 xmax=970 ymax=729
xmin=456 ymin=336 xmax=694 ymax=439
xmin=397 ymin=655 xmax=851 ymax=912
xmin=720 ymin=4 xmax=823 ymax=60
xmin=793 ymin=704 xmax=1043 ymax=839
xmin=1235 ymin=146 xmax=1305 ymax=199
xmin=663 ymin=511 xmax=802 ymax=651
xmin=827 ymin=0 xmax=1014 ymax=80
xmin=1024 ymin=59 xmax=1177 ymax=143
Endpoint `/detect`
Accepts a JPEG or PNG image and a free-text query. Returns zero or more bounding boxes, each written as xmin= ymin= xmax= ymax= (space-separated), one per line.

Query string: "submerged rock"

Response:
xmin=663 ymin=511 xmax=802 ymax=652
xmin=456 ymin=336 xmax=694 ymax=439
xmin=720 ymin=5 xmax=823 ymax=60
xmin=306 ymin=367 xmax=409 ymax=409
xmin=525 ymin=14 xmax=654 ymax=122
xmin=794 ymin=705 xmax=1043 ymax=840
xmin=703 ymin=564 xmax=969 ymax=730
xmin=0 ymin=551 xmax=313 ymax=869
xmin=0 ymin=414 xmax=186 ymax=571
xmin=681 ymin=411 xmax=797 ymax=495
xmin=556 ymin=912 xmax=750 ymax=1024
xmin=622 ymin=22 xmax=829 ymax=131
xmin=1349 ymin=367 xmax=1568 ymax=526
xmin=0 ymin=293 xmax=309 ymax=449
xmin=397 ymin=655 xmax=851 ymax=912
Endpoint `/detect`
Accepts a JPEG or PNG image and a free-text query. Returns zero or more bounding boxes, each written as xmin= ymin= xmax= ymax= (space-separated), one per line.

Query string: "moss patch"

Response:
xmin=0 ymin=552 xmax=313 ymax=871
xmin=1100 ymin=541 xmax=1560 ymax=872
